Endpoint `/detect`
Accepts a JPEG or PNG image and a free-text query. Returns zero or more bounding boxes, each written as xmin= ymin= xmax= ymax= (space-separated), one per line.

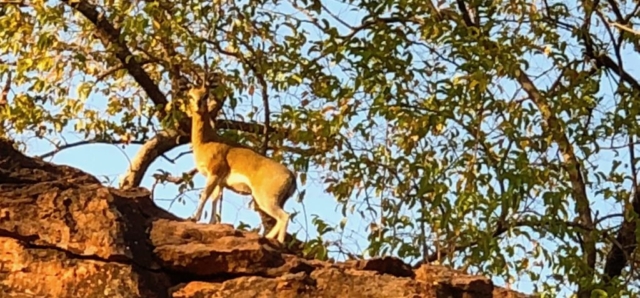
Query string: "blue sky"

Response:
xmin=6 ymin=0 xmax=640 ymax=297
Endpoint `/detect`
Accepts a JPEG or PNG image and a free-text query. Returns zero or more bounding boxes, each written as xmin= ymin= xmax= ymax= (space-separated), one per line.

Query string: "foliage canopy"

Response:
xmin=2 ymin=0 xmax=640 ymax=296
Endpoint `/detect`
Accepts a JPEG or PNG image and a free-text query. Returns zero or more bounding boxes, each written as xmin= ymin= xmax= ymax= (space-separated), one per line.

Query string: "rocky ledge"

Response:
xmin=0 ymin=138 xmax=532 ymax=298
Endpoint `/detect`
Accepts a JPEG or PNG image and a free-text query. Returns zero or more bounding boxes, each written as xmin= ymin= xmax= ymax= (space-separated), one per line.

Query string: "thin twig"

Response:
xmin=160 ymin=150 xmax=192 ymax=164
xmin=96 ymin=59 xmax=155 ymax=82
xmin=152 ymin=168 xmax=198 ymax=184
xmin=38 ymin=139 xmax=145 ymax=159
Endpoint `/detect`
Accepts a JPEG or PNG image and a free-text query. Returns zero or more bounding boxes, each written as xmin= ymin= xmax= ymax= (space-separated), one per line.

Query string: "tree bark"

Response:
xmin=603 ymin=190 xmax=640 ymax=280
xmin=119 ymin=129 xmax=186 ymax=189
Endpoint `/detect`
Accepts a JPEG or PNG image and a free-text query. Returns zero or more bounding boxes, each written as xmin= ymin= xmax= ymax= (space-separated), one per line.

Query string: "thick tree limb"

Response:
xmin=516 ymin=71 xmax=596 ymax=284
xmin=61 ymin=0 xmax=169 ymax=116
xmin=119 ymin=129 xmax=186 ymax=189
xmin=455 ymin=0 xmax=476 ymax=27
xmin=258 ymin=74 xmax=270 ymax=155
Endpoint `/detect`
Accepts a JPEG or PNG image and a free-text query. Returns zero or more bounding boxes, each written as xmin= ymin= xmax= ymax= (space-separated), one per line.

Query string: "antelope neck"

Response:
xmin=191 ymin=111 xmax=217 ymax=146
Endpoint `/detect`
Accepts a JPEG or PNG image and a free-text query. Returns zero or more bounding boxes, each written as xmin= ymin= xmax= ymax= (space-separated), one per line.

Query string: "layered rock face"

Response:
xmin=0 ymin=138 xmax=532 ymax=298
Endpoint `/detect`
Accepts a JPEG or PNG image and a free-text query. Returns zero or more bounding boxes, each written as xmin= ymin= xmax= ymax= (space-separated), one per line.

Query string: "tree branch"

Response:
xmin=160 ymin=150 xmax=192 ymax=164
xmin=149 ymin=1 xmax=191 ymax=99
xmin=516 ymin=70 xmax=596 ymax=276
xmin=603 ymin=118 xmax=640 ymax=282
xmin=609 ymin=22 xmax=640 ymax=36
xmin=152 ymin=168 xmax=198 ymax=184
xmin=119 ymin=129 xmax=187 ymax=189
xmin=258 ymin=71 xmax=270 ymax=156
xmin=96 ymin=59 xmax=156 ymax=82
xmin=37 ymin=139 xmax=145 ymax=159
xmin=0 ymin=0 xmax=27 ymax=7
xmin=421 ymin=217 xmax=601 ymax=266
xmin=455 ymin=0 xmax=476 ymax=27
xmin=61 ymin=0 xmax=169 ymax=117
xmin=215 ymin=119 xmax=273 ymax=135
xmin=580 ymin=28 xmax=640 ymax=91
xmin=232 ymin=36 xmax=272 ymax=156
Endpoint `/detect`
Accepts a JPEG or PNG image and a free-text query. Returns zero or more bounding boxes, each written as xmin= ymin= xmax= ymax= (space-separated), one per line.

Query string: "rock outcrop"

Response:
xmin=0 ymin=138 xmax=532 ymax=297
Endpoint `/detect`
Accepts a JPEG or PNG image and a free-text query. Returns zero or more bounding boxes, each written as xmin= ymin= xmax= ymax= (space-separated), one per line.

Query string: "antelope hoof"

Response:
xmin=264 ymin=235 xmax=285 ymax=247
